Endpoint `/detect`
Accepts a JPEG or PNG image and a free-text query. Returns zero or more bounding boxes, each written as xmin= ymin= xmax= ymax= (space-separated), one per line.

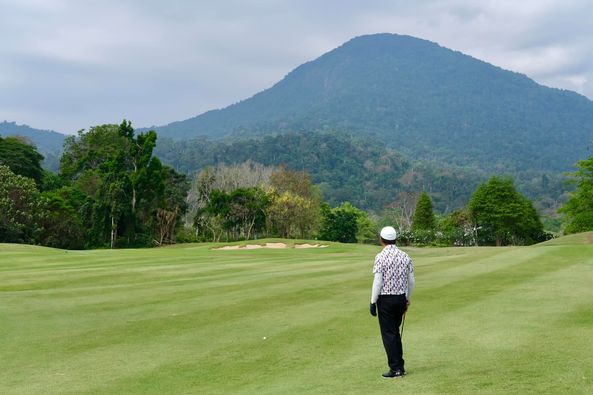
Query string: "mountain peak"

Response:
xmin=342 ymin=32 xmax=439 ymax=49
xmin=150 ymin=34 xmax=593 ymax=172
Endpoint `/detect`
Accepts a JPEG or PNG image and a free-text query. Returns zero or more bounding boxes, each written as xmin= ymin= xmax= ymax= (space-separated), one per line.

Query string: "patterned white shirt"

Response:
xmin=372 ymin=245 xmax=414 ymax=296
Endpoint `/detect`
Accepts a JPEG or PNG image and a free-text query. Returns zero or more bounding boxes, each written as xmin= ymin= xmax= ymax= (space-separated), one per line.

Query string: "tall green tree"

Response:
xmin=469 ymin=176 xmax=544 ymax=246
xmin=0 ymin=165 xmax=42 ymax=243
xmin=318 ymin=202 xmax=361 ymax=243
xmin=37 ymin=191 xmax=85 ymax=249
xmin=440 ymin=209 xmax=475 ymax=246
xmin=227 ymin=188 xmax=270 ymax=240
xmin=60 ymin=124 xmax=128 ymax=179
xmin=559 ymin=156 xmax=593 ymax=234
xmin=0 ymin=136 xmax=44 ymax=186
xmin=267 ymin=190 xmax=318 ymax=239
xmin=198 ymin=189 xmax=229 ymax=242
xmin=99 ymin=154 xmax=132 ymax=248
xmin=265 ymin=166 xmax=321 ymax=239
xmin=59 ymin=121 xmax=185 ymax=247
xmin=270 ymin=165 xmax=319 ymax=201
xmin=412 ymin=191 xmax=436 ymax=231
xmin=201 ymin=188 xmax=270 ymax=241
xmin=156 ymin=167 xmax=190 ymax=244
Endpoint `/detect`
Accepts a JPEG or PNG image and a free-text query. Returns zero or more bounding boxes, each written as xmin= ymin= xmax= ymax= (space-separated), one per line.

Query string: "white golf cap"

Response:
xmin=380 ymin=226 xmax=397 ymax=241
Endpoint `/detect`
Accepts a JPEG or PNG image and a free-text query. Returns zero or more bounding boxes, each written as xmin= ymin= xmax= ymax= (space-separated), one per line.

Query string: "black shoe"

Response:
xmin=382 ymin=369 xmax=405 ymax=378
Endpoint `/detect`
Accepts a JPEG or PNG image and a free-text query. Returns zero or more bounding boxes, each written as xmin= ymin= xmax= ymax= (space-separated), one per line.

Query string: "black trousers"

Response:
xmin=377 ymin=294 xmax=407 ymax=371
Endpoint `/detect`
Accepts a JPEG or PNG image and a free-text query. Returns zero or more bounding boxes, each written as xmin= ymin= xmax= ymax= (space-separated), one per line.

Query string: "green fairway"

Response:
xmin=2 ymin=237 xmax=593 ymax=394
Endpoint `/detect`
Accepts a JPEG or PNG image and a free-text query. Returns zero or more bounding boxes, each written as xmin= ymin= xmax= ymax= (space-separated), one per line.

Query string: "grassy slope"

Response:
xmin=1 ymin=237 xmax=592 ymax=394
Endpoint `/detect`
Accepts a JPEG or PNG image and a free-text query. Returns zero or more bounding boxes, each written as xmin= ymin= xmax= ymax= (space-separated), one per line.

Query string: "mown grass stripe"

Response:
xmin=1 ymin=239 xmax=592 ymax=394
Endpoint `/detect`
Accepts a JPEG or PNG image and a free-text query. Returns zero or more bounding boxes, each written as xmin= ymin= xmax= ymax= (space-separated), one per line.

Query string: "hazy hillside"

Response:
xmin=0 ymin=121 xmax=66 ymax=154
xmin=150 ymin=33 xmax=593 ymax=173
xmin=0 ymin=121 xmax=66 ymax=171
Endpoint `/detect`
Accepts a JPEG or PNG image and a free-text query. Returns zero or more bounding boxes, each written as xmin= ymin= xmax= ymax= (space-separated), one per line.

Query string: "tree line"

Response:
xmin=398 ymin=181 xmax=549 ymax=247
xmin=1 ymin=122 xmax=592 ymax=249
xmin=185 ymin=162 xmax=374 ymax=244
xmin=154 ymin=131 xmax=568 ymax=231
xmin=1 ymin=122 xmax=188 ymax=249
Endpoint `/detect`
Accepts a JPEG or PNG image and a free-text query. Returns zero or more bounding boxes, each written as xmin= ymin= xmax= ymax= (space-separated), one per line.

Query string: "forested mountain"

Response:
xmin=149 ymin=33 xmax=593 ymax=173
xmin=154 ymin=132 xmax=564 ymax=214
xmin=3 ymin=33 xmax=581 ymax=220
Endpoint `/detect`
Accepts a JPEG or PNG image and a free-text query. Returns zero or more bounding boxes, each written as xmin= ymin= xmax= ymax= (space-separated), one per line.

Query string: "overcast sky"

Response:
xmin=1 ymin=0 xmax=593 ymax=134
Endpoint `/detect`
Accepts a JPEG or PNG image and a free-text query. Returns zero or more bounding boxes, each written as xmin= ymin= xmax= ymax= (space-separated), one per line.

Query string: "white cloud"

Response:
xmin=0 ymin=0 xmax=592 ymax=132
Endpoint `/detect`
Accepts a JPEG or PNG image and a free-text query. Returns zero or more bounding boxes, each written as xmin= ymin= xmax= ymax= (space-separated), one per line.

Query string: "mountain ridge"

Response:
xmin=0 ymin=121 xmax=66 ymax=154
xmin=147 ymin=33 xmax=593 ymax=173
xmin=5 ymin=33 xmax=593 ymax=178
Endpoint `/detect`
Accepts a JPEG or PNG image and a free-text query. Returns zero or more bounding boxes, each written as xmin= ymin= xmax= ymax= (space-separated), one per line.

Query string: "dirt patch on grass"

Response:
xmin=214 ymin=242 xmax=327 ymax=250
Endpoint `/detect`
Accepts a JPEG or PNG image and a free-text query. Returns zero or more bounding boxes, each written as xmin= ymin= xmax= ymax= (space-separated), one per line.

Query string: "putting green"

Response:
xmin=1 ymin=236 xmax=592 ymax=394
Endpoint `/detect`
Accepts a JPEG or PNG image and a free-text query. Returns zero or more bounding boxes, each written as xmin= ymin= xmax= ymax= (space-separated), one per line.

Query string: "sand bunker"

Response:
xmin=215 ymin=245 xmax=261 ymax=250
xmin=294 ymin=243 xmax=328 ymax=249
xmin=264 ymin=243 xmax=288 ymax=249
xmin=214 ymin=242 xmax=327 ymax=250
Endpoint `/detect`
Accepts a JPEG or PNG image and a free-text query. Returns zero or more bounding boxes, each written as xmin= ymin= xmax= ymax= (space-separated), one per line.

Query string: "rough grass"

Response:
xmin=1 ymin=236 xmax=593 ymax=394
xmin=538 ymin=231 xmax=593 ymax=246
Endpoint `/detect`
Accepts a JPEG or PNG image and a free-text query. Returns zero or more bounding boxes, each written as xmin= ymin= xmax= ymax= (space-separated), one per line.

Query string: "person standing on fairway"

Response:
xmin=370 ymin=226 xmax=415 ymax=378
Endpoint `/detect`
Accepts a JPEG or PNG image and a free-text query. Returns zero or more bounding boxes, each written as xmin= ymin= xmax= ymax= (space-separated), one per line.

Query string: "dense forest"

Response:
xmin=1 ymin=124 xmax=188 ymax=249
xmin=3 ymin=121 xmax=591 ymax=249
xmin=154 ymin=131 xmax=567 ymax=223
